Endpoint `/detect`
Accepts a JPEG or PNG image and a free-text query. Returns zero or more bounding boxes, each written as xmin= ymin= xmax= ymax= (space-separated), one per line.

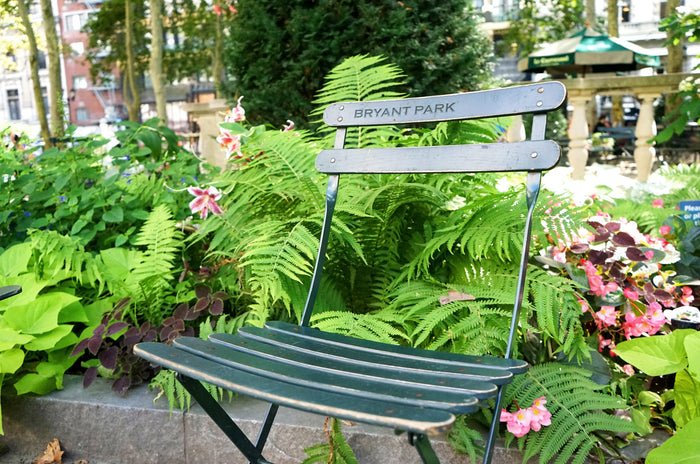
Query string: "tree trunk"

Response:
xmin=586 ymin=0 xmax=596 ymax=27
xmin=666 ymin=0 xmax=684 ymax=117
xmin=17 ymin=0 xmax=52 ymax=147
xmin=40 ymin=0 xmax=64 ymax=138
xmin=607 ymin=0 xmax=623 ymax=126
xmin=149 ymin=0 xmax=167 ymax=124
xmin=124 ymin=0 xmax=141 ymax=122
xmin=607 ymin=0 xmax=618 ymax=37
xmin=213 ymin=5 xmax=224 ymax=98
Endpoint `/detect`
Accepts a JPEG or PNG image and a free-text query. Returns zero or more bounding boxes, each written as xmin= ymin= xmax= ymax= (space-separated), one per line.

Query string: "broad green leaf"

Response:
xmin=23 ymin=325 xmax=73 ymax=351
xmin=70 ymin=218 xmax=89 ymax=235
xmin=646 ymin=416 xmax=700 ymax=464
xmin=58 ymin=301 xmax=88 ymax=324
xmin=0 ymin=273 xmax=50 ymax=308
xmin=0 ymin=348 xmax=25 ymax=374
xmin=673 ymin=370 xmax=700 ymax=428
xmin=630 ymin=406 xmax=653 ymax=435
xmin=0 ymin=327 xmax=34 ymax=351
xmin=0 ymin=242 xmax=32 ymax=277
xmin=103 ymin=206 xmax=124 ymax=223
xmin=3 ymin=293 xmax=79 ymax=334
xmin=135 ymin=129 xmax=162 ymax=159
xmin=685 ymin=332 xmax=700 ymax=383
xmin=616 ymin=330 xmax=693 ymax=376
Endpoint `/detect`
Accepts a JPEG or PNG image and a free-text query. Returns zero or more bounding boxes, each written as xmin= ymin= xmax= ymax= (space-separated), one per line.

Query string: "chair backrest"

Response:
xmin=300 ymin=82 xmax=566 ymax=358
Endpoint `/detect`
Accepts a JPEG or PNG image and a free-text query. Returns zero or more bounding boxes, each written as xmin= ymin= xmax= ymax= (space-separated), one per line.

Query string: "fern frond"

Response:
xmin=311 ymin=310 xmax=408 ymax=345
xmin=502 ymin=363 xmax=638 ymax=464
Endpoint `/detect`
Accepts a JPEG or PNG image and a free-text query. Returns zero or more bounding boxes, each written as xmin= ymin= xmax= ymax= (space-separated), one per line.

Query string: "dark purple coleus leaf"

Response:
xmin=626 ymin=247 xmax=649 ymax=262
xmin=124 ymin=327 xmax=142 ymax=347
xmin=99 ymin=346 xmax=119 ymax=370
xmin=612 ymin=232 xmax=636 ymax=247
xmin=172 ymin=319 xmax=185 ymax=331
xmin=195 ymin=286 xmax=210 ymax=299
xmin=106 ymin=322 xmax=129 ymax=337
xmin=183 ymin=309 xmax=199 ymax=321
xmin=592 ymin=231 xmax=611 ymax=243
xmin=588 ymin=249 xmax=611 ymax=266
xmin=84 ymin=366 xmax=98 ymax=388
xmin=112 ymin=376 xmax=131 ymax=396
xmin=212 ymin=291 xmax=228 ymax=300
xmin=654 ymin=289 xmax=674 ymax=302
xmin=71 ymin=338 xmax=90 ymax=357
xmin=173 ymin=303 xmax=189 ymax=320
xmin=193 ymin=298 xmax=209 ymax=312
xmin=87 ymin=336 xmax=102 ymax=356
xmin=571 ymin=243 xmax=589 ymax=254
xmin=142 ymin=329 xmax=157 ymax=343
xmin=605 ymin=222 xmax=621 ymax=232
xmin=210 ymin=299 xmax=223 ymax=315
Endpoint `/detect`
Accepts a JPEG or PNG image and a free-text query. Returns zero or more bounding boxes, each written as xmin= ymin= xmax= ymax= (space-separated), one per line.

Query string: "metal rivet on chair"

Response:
xmin=538 ymin=87 xmax=544 ymax=93
xmin=531 ymin=152 xmax=539 ymax=159
xmin=337 ymin=117 xmax=343 ymax=122
xmin=330 ymin=158 xmax=336 ymax=163
xmin=536 ymin=101 xmax=543 ymax=107
xmin=339 ymin=105 xmax=344 ymax=111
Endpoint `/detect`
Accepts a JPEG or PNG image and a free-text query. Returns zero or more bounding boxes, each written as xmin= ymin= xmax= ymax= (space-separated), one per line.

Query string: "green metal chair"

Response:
xmin=134 ymin=81 xmax=566 ymax=464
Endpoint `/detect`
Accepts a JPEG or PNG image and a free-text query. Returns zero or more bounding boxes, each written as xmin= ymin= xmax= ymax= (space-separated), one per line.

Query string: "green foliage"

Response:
xmin=500 ymin=0 xmax=586 ymax=58
xmin=223 ymin=0 xmax=494 ymax=127
xmin=501 ymin=363 xmax=638 ymax=464
xmin=617 ymin=329 xmax=700 ymax=429
xmin=302 ymin=417 xmax=359 ymax=464
xmin=646 ymin=416 xmax=700 ymax=464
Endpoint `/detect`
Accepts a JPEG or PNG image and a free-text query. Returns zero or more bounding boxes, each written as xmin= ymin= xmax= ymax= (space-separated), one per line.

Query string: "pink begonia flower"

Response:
xmin=659 ymin=225 xmax=671 ymax=236
xmin=188 ymin=186 xmax=223 ymax=219
xmin=595 ymin=306 xmax=619 ymax=327
xmin=529 ymin=404 xmax=552 ymax=431
xmin=623 ymin=287 xmax=639 ymax=301
xmin=622 ymin=364 xmax=635 ymax=376
xmin=622 ymin=311 xmax=663 ymax=339
xmin=500 ymin=408 xmax=533 ymax=437
xmin=225 ymin=96 xmax=246 ymax=123
xmin=282 ymin=120 xmax=295 ymax=132
xmin=598 ymin=335 xmax=614 ymax=353
xmin=577 ymin=298 xmax=590 ymax=313
xmin=652 ymin=199 xmax=664 ymax=208
xmin=216 ymin=129 xmax=242 ymax=159
xmin=552 ymin=246 xmax=567 ymax=263
xmin=229 ymin=4 xmax=237 ymax=13
xmin=681 ymin=286 xmax=695 ymax=305
xmin=213 ymin=3 xmax=222 ymax=15
xmin=646 ymin=302 xmax=666 ymax=330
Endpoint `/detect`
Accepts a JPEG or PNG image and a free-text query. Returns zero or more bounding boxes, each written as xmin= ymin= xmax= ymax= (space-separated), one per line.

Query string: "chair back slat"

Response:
xmin=323 ymin=82 xmax=566 ymax=127
xmin=316 ymin=140 xmax=560 ymax=174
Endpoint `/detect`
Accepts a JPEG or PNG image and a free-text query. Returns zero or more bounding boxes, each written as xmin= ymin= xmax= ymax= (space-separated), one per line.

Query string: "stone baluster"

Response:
xmin=567 ymin=92 xmax=592 ymax=180
xmin=633 ymin=93 xmax=660 ymax=182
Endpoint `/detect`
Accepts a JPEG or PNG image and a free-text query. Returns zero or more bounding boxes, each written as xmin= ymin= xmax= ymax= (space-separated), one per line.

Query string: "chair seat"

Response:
xmin=135 ymin=320 xmax=525 ymax=435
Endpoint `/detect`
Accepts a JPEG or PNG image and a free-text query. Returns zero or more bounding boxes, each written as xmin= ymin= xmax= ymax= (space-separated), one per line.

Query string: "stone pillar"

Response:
xmin=505 ymin=116 xmax=526 ymax=142
xmin=633 ymin=93 xmax=659 ymax=182
xmin=182 ymin=99 xmax=230 ymax=169
xmin=567 ymin=92 xmax=592 ymax=180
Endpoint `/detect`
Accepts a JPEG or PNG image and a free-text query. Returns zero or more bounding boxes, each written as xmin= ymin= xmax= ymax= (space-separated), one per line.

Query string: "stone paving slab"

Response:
xmin=0 ymin=375 xmax=526 ymax=464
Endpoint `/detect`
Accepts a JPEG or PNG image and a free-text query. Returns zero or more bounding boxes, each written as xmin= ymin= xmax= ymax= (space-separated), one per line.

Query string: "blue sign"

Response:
xmin=679 ymin=200 xmax=700 ymax=225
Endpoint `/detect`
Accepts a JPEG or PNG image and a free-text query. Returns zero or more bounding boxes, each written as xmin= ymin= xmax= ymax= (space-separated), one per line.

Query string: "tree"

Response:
xmin=502 ymin=0 xmax=586 ymax=58
xmin=40 ymin=0 xmax=64 ymax=138
xmin=16 ymin=0 xmax=51 ymax=146
xmin=664 ymin=0 xmax=684 ymax=117
xmin=222 ymin=0 xmax=495 ymax=128
xmin=85 ymin=0 xmax=149 ymax=122
xmin=149 ymin=0 xmax=167 ymax=123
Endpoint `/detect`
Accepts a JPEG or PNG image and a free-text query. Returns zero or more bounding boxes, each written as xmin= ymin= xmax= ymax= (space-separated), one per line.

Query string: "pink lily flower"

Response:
xmin=187 ymin=186 xmax=223 ymax=219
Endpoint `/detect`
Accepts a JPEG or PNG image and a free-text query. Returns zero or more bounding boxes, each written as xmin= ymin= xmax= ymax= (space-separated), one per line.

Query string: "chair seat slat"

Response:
xmin=174 ymin=337 xmax=482 ymax=413
xmin=316 ymin=141 xmax=560 ymax=174
xmin=264 ymin=321 xmax=528 ymax=374
xmin=206 ymin=332 xmax=498 ymax=398
xmin=134 ymin=342 xmax=456 ymax=435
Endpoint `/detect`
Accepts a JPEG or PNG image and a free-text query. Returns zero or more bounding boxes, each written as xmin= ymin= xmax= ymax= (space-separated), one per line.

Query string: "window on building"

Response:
xmin=73 ymin=75 xmax=88 ymax=89
xmin=7 ymin=89 xmax=20 ymax=120
xmin=75 ymin=108 xmax=89 ymax=122
xmin=65 ymin=12 xmax=88 ymax=32
xmin=37 ymin=51 xmax=47 ymax=70
xmin=69 ymin=42 xmax=85 ymax=56
xmin=621 ymin=0 xmax=631 ymax=23
xmin=41 ymin=86 xmax=48 ymax=112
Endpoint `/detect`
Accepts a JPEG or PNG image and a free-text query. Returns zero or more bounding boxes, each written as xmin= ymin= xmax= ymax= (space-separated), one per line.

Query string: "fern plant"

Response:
xmin=499 ymin=363 xmax=638 ymax=464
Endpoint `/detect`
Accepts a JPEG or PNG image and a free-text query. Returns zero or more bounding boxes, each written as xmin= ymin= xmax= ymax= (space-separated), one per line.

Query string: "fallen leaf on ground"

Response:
xmin=32 ymin=438 xmax=63 ymax=464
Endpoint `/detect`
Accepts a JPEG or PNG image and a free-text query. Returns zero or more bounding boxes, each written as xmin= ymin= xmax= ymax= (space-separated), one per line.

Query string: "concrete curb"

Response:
xmin=0 ymin=376 xmax=527 ymax=464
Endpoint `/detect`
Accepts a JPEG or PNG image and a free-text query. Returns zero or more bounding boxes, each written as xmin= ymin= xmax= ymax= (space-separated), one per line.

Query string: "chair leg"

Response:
xmin=409 ymin=433 xmax=441 ymax=464
xmin=482 ymin=386 xmax=505 ymax=464
xmin=176 ymin=374 xmax=274 ymax=464
xmin=247 ymin=404 xmax=279 ymax=464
